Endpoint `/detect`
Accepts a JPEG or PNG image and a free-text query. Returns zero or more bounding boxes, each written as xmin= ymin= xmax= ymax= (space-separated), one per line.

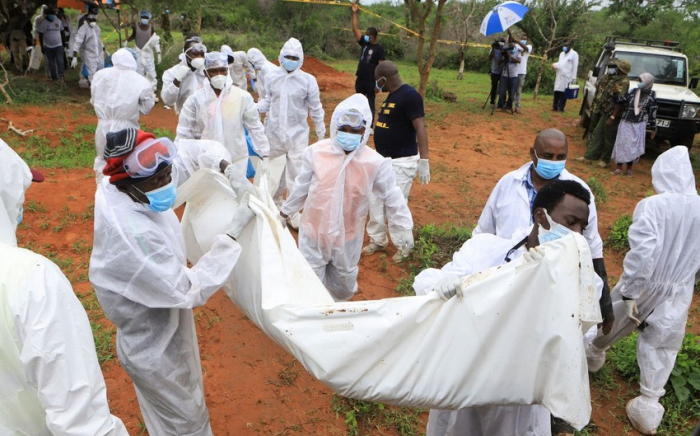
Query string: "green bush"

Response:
xmin=331 ymin=395 xmax=423 ymax=436
xmin=587 ymin=177 xmax=608 ymax=204
xmin=606 ymin=214 xmax=633 ymax=252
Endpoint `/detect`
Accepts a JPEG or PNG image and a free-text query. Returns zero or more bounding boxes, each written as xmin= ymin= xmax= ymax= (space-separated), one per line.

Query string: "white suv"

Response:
xmin=580 ymin=37 xmax=700 ymax=148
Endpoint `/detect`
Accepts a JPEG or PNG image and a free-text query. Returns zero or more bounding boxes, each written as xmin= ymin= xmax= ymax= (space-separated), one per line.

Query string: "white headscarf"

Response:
xmin=634 ymin=72 xmax=655 ymax=116
xmin=112 ymin=48 xmax=138 ymax=71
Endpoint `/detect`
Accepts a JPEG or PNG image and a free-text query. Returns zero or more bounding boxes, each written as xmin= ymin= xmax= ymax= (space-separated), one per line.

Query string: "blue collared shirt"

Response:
xmin=523 ymin=164 xmax=561 ymax=222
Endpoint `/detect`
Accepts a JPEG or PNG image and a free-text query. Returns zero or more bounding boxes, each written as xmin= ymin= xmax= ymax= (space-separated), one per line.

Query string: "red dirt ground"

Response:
xmin=5 ymin=56 xmax=699 ymax=435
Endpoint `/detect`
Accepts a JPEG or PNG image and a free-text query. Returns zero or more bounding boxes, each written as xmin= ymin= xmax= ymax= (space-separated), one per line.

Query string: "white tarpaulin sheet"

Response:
xmin=176 ymin=170 xmax=602 ymax=430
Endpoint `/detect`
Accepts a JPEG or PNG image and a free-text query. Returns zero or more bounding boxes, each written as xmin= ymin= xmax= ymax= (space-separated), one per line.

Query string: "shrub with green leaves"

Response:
xmin=606 ymin=214 xmax=633 ymax=252
xmin=587 ymin=177 xmax=607 ymax=204
xmin=331 ymin=395 xmax=423 ymax=436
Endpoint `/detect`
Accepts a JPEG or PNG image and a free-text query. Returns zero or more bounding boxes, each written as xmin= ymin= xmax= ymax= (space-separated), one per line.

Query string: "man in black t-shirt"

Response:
xmin=364 ymin=61 xmax=430 ymax=263
xmin=351 ymin=1 xmax=385 ymax=126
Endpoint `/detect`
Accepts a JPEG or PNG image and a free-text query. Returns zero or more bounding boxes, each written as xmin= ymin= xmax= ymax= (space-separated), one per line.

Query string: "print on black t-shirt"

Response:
xmin=373 ymin=84 xmax=425 ymax=159
xmin=355 ymin=38 xmax=385 ymax=80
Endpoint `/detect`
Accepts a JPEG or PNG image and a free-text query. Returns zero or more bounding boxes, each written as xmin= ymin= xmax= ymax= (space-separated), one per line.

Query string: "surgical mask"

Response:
xmin=16 ymin=206 xmax=23 ymax=225
xmin=47 ymin=14 xmax=56 ymax=21
xmin=637 ymin=81 xmax=644 ymax=88
xmin=336 ymin=131 xmax=362 ymax=152
xmin=538 ymin=209 xmax=572 ymax=245
xmin=180 ymin=15 xmax=185 ymax=19
xmin=375 ymin=79 xmax=385 ymax=92
xmin=141 ymin=182 xmax=177 ymax=212
xmin=363 ymin=35 xmax=370 ymax=43
xmin=190 ymin=57 xmax=205 ymax=70
xmin=608 ymin=68 xmax=617 ymax=75
xmin=534 ymin=150 xmax=566 ymax=180
xmin=209 ymin=74 xmax=227 ymax=90
xmin=562 ymin=46 xmax=568 ymax=52
xmin=140 ymin=18 xmax=149 ymax=25
xmin=88 ymin=21 xmax=96 ymax=28
xmin=281 ymin=58 xmax=300 ymax=72
xmin=520 ymin=40 xmax=527 ymax=45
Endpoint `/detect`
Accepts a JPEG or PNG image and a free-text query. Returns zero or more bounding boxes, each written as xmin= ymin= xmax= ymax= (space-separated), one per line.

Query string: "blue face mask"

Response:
xmin=534 ymin=150 xmax=566 ymax=180
xmin=140 ymin=182 xmax=177 ymax=212
xmin=16 ymin=206 xmax=23 ymax=225
xmin=140 ymin=18 xmax=149 ymax=25
xmin=562 ymin=46 xmax=568 ymax=52
xmin=375 ymin=78 xmax=385 ymax=92
xmin=363 ymin=35 xmax=370 ymax=43
xmin=538 ymin=209 xmax=572 ymax=245
xmin=336 ymin=131 xmax=362 ymax=152
xmin=281 ymin=58 xmax=300 ymax=72
xmin=47 ymin=15 xmax=56 ymax=21
xmin=520 ymin=40 xmax=527 ymax=45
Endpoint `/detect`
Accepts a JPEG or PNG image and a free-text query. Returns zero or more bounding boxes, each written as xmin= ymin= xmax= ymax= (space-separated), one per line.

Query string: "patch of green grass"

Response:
xmin=25 ymin=200 xmax=47 ymax=213
xmin=152 ymin=127 xmax=175 ymax=138
xmin=606 ymin=215 xmax=633 ymax=252
xmin=6 ymin=74 xmax=85 ymax=105
xmin=18 ymin=134 xmax=95 ymax=169
xmin=91 ymin=321 xmax=115 ymax=365
xmin=587 ymin=177 xmax=608 ymax=204
xmin=331 ymin=395 xmax=423 ymax=436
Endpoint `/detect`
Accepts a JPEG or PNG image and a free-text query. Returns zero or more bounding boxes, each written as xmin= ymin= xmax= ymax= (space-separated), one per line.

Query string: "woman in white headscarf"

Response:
xmin=608 ymin=72 xmax=657 ymax=176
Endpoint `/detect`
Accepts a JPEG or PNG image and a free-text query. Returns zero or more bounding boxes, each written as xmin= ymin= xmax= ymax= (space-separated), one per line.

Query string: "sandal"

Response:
xmin=611 ymin=169 xmax=622 ymax=175
xmin=625 ymin=170 xmax=633 ymax=177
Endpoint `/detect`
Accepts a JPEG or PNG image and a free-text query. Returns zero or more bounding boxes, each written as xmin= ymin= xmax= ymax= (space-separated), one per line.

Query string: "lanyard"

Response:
xmin=504 ymin=236 xmax=528 ymax=263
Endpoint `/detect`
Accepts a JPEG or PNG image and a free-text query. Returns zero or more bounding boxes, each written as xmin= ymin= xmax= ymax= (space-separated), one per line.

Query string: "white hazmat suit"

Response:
xmin=413 ymin=233 xmax=553 ymax=436
xmin=473 ymin=162 xmax=603 ymax=258
xmin=247 ymin=48 xmax=276 ymax=102
xmin=72 ymin=20 xmax=104 ymax=83
xmin=257 ymin=38 xmax=325 ymax=206
xmin=91 ymin=49 xmax=155 ymax=179
xmin=588 ymin=146 xmax=700 ymax=435
xmin=136 ymin=32 xmax=161 ymax=93
xmin=161 ymin=54 xmax=208 ymax=114
xmin=0 ymin=141 xmax=128 ymax=436
xmin=89 ymin=139 xmax=243 ymax=436
xmin=176 ymin=75 xmax=269 ymax=179
xmin=553 ymin=48 xmax=579 ymax=92
xmin=281 ymin=94 xmax=412 ymax=301
xmin=221 ymin=45 xmax=254 ymax=91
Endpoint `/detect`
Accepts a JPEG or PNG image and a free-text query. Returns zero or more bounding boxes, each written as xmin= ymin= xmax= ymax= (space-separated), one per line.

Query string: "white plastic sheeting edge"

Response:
xmin=176 ymin=169 xmax=602 ymax=430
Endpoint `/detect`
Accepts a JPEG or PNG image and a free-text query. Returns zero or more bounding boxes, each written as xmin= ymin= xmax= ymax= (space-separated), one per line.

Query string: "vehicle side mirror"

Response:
xmin=593 ymin=66 xmax=601 ymax=78
xmin=691 ymin=77 xmax=698 ymax=89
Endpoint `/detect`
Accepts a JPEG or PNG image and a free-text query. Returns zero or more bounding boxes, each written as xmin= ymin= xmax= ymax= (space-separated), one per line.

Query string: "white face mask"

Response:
xmin=88 ymin=21 xmax=96 ymax=28
xmin=190 ymin=57 xmax=205 ymax=70
xmin=209 ymin=75 xmax=227 ymax=90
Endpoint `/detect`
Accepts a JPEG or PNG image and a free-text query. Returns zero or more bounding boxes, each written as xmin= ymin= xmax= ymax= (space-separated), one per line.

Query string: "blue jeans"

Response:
xmin=498 ymin=76 xmax=518 ymax=110
xmin=45 ymin=45 xmax=65 ymax=80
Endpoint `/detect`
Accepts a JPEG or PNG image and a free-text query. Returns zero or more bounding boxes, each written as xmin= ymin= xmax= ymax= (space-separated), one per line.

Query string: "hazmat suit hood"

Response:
xmin=247 ymin=48 xmax=267 ymax=69
xmin=279 ymin=38 xmax=304 ymax=70
xmin=0 ymin=140 xmax=32 ymax=246
xmin=330 ymin=93 xmax=372 ymax=151
xmin=112 ymin=48 xmax=138 ymax=71
xmin=651 ymin=146 xmax=697 ymax=195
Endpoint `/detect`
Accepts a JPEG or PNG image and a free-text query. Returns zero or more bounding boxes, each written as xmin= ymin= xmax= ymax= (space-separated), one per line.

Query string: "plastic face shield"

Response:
xmin=123 ymin=138 xmax=178 ymax=178
xmin=336 ymin=109 xmax=366 ymax=130
xmin=205 ymin=51 xmax=229 ymax=70
xmin=185 ymin=43 xmax=207 ymax=58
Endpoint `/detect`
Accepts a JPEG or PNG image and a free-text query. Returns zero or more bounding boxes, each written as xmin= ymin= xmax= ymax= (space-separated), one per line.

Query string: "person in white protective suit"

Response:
xmin=176 ymin=51 xmax=270 ymax=180
xmin=473 ymin=128 xmax=614 ymax=339
xmin=586 ymin=146 xmax=700 ymax=435
xmin=90 ymin=48 xmax=155 ymax=180
xmin=161 ymin=36 xmax=208 ymax=114
xmin=414 ymin=179 xmax=599 ymax=436
xmin=0 ymin=139 xmax=129 ymax=436
xmin=89 ymin=128 xmax=258 ymax=436
xmin=70 ymin=12 xmax=104 ymax=86
xmin=134 ymin=31 xmax=161 ymax=96
xmin=257 ymin=38 xmax=326 ymax=220
xmin=279 ymin=94 xmax=413 ymax=301
xmin=221 ymin=45 xmax=254 ymax=91
xmin=247 ymin=47 xmax=277 ymax=102
xmin=551 ymin=43 xmax=578 ymax=112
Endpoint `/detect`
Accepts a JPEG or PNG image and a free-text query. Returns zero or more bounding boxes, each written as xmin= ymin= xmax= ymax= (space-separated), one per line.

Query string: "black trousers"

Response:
xmin=552 ymin=91 xmax=568 ymax=111
xmin=490 ymin=73 xmax=501 ymax=104
xmin=355 ymin=78 xmax=376 ymax=125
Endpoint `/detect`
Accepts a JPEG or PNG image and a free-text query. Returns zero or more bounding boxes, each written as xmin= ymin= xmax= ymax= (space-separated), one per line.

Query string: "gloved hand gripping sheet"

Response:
xmin=176 ymin=170 xmax=602 ymax=430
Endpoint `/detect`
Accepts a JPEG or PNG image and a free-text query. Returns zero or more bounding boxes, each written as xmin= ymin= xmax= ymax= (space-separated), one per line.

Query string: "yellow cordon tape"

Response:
xmin=291 ymin=0 xmax=547 ymax=60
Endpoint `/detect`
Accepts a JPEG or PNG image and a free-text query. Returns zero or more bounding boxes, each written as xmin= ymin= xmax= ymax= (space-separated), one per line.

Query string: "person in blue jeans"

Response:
xmin=37 ymin=7 xmax=67 ymax=82
xmin=497 ymin=42 xmax=521 ymax=113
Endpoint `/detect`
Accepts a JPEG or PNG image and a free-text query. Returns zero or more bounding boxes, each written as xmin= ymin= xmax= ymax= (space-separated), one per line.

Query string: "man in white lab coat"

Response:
xmin=552 ymin=43 xmax=579 ymax=112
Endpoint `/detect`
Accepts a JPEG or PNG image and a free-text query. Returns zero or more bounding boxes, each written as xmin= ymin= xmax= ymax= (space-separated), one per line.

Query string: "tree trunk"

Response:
xmin=457 ymin=46 xmax=465 ymax=80
xmin=533 ymin=57 xmax=547 ymax=99
xmin=417 ymin=0 xmax=447 ymax=97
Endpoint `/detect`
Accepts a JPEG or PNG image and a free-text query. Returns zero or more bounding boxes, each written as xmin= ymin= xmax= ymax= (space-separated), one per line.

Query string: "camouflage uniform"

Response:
xmin=583 ymin=61 xmax=631 ymax=163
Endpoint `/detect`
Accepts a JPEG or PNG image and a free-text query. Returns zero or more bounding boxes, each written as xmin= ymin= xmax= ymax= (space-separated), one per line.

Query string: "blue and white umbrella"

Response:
xmin=480 ymin=1 xmax=529 ymax=36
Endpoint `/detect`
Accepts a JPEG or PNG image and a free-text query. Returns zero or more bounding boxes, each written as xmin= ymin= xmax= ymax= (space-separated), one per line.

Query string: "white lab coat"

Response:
xmin=0 ymin=139 xmax=31 ymax=246
xmin=473 ymin=162 xmax=604 ymax=258
xmin=247 ymin=48 xmax=277 ymax=102
xmin=553 ymin=48 xmax=579 ymax=92
xmin=176 ymin=78 xmax=269 ymax=180
xmin=72 ymin=22 xmax=104 ymax=82
xmin=136 ymin=32 xmax=160 ymax=92
xmin=161 ymin=55 xmax=208 ymax=114
xmin=91 ymin=49 xmax=155 ymax=179
xmin=89 ymin=140 xmax=240 ymax=436
xmin=281 ymin=94 xmax=412 ymax=301
xmin=257 ymin=38 xmax=325 ymax=204
xmin=590 ymin=146 xmax=700 ymax=431
xmin=0 ymin=242 xmax=129 ymax=436
xmin=413 ymin=233 xmax=552 ymax=436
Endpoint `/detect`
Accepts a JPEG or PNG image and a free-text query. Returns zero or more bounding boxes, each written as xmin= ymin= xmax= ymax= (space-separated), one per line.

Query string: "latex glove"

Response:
xmin=522 ymin=246 xmax=545 ymax=263
xmin=433 ymin=276 xmax=462 ymax=300
xmin=226 ymin=192 xmax=255 ymax=240
xmin=259 ymin=157 xmax=270 ymax=178
xmin=277 ymin=212 xmax=288 ymax=229
xmin=174 ymin=64 xmax=190 ymax=82
xmin=224 ymin=164 xmax=258 ymax=200
xmin=157 ymin=52 xmax=162 ymax=64
xmin=70 ymin=57 xmax=78 ymax=69
xmin=393 ymin=229 xmax=414 ymax=258
xmin=122 ymin=40 xmax=128 ymax=48
xmin=417 ymin=159 xmax=430 ymax=185
xmin=625 ymin=299 xmax=641 ymax=326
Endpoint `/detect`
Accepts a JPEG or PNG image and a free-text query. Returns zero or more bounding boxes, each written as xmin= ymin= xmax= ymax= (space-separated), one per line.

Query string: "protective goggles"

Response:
xmin=204 ymin=51 xmax=229 ymax=70
xmin=185 ymin=36 xmax=203 ymax=44
xmin=185 ymin=43 xmax=207 ymax=56
xmin=123 ymin=137 xmax=178 ymax=178
xmin=336 ymin=109 xmax=366 ymax=129
xmin=139 ymin=11 xmax=152 ymax=19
